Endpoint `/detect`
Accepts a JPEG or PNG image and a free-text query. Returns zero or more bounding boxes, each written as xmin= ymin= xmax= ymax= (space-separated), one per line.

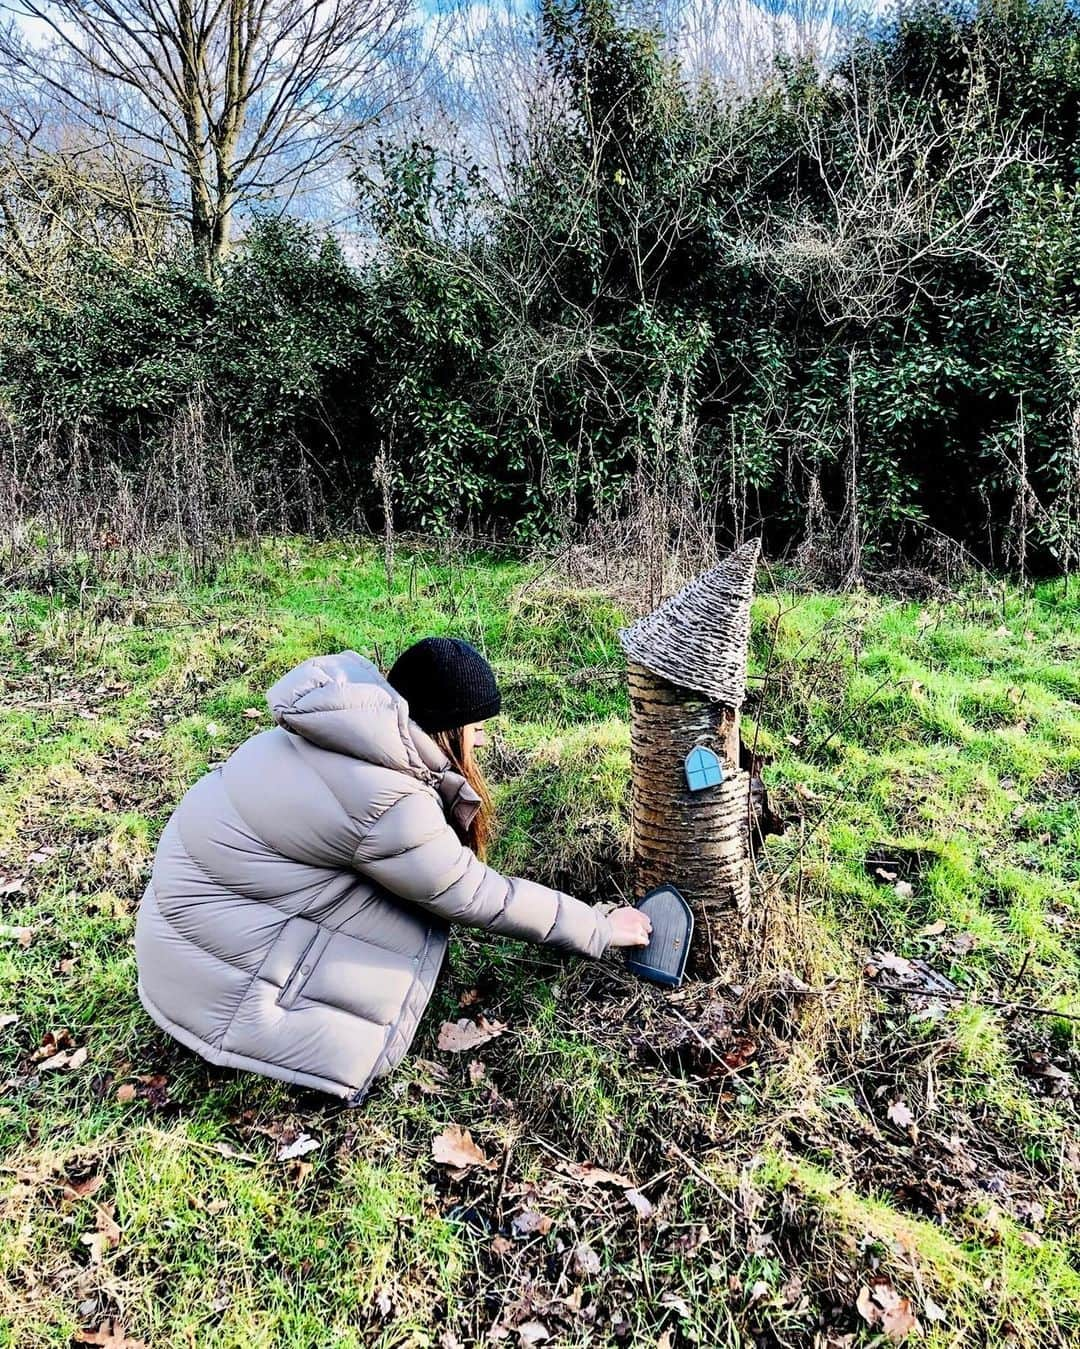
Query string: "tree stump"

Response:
xmin=619 ymin=540 xmax=761 ymax=979
xmin=627 ymin=665 xmax=750 ymax=976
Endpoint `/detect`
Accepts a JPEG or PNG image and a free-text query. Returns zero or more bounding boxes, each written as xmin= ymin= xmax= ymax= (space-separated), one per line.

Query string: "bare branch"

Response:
xmin=0 ymin=0 xmax=421 ymax=274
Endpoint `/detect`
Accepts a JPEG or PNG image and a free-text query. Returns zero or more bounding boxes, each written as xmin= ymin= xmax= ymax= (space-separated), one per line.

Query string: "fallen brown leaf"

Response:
xmin=857 ymin=1278 xmax=920 ymax=1342
xmin=875 ymin=953 xmax=913 ymax=975
xmin=881 ymin=1299 xmax=919 ymax=1341
xmin=659 ymin=1291 xmax=692 ymax=1318
xmin=571 ymin=1242 xmax=600 ymax=1275
xmin=35 ymin=1030 xmax=87 ymax=1071
xmin=73 ymin=1320 xmax=146 ymax=1349
xmin=60 ymin=1174 xmax=105 ymax=1202
xmin=721 ymin=1036 xmax=757 ymax=1071
xmin=432 ymin=1125 xmax=496 ymax=1174
xmin=511 ymin=1208 xmax=552 ymax=1237
xmin=557 ymin=1160 xmax=634 ymax=1189
xmin=134 ymin=1073 xmax=170 ymax=1107
xmin=411 ymin=1058 xmax=451 ymax=1095
xmin=1023 ymin=1053 xmax=1072 ymax=1094
xmin=80 ymin=1203 xmax=121 ymax=1264
xmin=286 ymin=1159 xmax=314 ymax=1186
xmin=437 ymin=1016 xmax=507 ymax=1053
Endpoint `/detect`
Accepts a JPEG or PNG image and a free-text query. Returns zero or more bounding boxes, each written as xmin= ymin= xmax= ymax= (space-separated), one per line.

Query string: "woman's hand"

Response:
xmin=606 ymin=906 xmax=652 ymax=948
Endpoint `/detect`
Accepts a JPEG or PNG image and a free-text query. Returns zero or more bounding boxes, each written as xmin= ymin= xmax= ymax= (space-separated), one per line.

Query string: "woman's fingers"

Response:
xmin=608 ymin=906 xmax=653 ymax=947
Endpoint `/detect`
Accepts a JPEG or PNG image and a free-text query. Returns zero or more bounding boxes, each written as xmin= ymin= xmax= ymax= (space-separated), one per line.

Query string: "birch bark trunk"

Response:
xmin=628 ymin=662 xmax=750 ymax=977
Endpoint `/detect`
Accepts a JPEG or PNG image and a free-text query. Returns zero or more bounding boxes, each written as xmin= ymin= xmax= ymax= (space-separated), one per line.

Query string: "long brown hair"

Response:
xmin=432 ymin=726 xmax=494 ymax=860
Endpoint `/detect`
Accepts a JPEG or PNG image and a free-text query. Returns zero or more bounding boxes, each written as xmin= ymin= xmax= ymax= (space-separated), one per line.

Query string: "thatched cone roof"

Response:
xmin=618 ymin=540 xmax=761 ymax=705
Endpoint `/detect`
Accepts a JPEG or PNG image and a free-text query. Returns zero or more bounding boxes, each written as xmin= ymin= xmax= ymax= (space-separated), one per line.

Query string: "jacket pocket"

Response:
xmin=297 ymin=931 xmax=418 ymax=1026
xmin=257 ymin=916 xmax=327 ymax=1009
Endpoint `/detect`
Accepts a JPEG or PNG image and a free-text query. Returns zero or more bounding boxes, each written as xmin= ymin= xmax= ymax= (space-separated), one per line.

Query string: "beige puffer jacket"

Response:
xmin=135 ymin=651 xmax=612 ymax=1103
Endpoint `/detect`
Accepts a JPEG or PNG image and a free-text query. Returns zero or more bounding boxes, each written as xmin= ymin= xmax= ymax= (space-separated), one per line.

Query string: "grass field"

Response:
xmin=0 ymin=539 xmax=1077 ymax=1348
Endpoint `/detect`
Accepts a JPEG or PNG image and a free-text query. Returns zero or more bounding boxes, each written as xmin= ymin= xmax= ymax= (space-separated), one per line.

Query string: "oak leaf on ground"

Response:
xmin=432 ymin=1124 xmax=497 ymax=1175
xmin=857 ymin=1278 xmax=920 ymax=1342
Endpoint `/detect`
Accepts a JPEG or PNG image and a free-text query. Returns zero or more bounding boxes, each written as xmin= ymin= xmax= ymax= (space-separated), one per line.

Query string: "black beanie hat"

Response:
xmin=387 ymin=637 xmax=501 ymax=734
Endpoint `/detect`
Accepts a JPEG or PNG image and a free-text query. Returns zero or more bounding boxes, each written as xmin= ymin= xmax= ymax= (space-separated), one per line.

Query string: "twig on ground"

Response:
xmin=493 ymin=1141 xmax=514 ymax=1226
xmin=659 ymin=1137 xmax=739 ymax=1209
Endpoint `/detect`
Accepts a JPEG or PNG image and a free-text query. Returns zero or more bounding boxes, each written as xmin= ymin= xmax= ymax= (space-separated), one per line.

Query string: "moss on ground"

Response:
xmin=0 ymin=539 xmax=1076 ymax=1347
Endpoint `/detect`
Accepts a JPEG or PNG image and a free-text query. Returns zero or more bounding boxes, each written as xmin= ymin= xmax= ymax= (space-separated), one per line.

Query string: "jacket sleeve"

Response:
xmin=352 ymin=788 xmax=612 ymax=959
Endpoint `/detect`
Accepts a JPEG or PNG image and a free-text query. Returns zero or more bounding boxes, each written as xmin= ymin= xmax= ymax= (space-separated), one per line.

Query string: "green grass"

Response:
xmin=0 ymin=538 xmax=1077 ymax=1347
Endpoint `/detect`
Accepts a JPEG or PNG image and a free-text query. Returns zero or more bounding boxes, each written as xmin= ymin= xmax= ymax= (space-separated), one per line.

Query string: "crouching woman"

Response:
xmin=135 ymin=639 xmax=650 ymax=1104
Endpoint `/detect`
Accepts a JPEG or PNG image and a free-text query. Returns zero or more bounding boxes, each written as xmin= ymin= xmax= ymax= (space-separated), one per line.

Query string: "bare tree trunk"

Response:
xmin=628 ymin=663 xmax=750 ymax=977
xmin=178 ymin=0 xmax=215 ymax=277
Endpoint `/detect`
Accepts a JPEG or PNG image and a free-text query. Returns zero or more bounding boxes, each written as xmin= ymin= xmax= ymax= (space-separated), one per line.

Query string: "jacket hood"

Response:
xmin=266 ymin=650 xmax=482 ymax=831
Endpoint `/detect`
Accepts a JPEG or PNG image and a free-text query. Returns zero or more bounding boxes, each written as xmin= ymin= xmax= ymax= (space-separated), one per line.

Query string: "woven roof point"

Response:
xmin=618 ymin=539 xmax=762 ymax=705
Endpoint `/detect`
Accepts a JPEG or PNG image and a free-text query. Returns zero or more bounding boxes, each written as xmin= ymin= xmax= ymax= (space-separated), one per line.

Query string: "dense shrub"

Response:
xmin=352 ymin=0 xmax=1080 ymax=567
xmin=0 ymin=219 xmax=374 ymax=514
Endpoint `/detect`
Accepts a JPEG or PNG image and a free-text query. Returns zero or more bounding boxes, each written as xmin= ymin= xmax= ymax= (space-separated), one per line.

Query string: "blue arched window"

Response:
xmin=685 ymin=746 xmax=724 ymax=792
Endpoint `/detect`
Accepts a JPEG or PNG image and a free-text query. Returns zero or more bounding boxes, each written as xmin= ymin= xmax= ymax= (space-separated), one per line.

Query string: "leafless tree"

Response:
xmin=0 ymin=82 xmax=179 ymax=291
xmin=0 ymin=0 xmax=426 ymax=277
